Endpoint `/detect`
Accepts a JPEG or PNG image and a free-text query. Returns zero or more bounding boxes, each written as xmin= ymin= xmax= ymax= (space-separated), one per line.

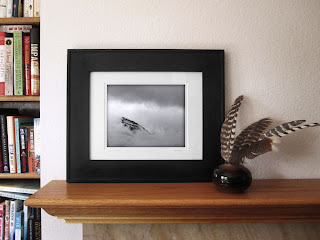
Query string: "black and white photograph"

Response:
xmin=107 ymin=85 xmax=185 ymax=147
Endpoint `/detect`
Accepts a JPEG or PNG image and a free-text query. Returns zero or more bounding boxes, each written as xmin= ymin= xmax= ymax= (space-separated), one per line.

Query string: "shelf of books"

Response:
xmin=0 ymin=2 xmax=42 ymax=238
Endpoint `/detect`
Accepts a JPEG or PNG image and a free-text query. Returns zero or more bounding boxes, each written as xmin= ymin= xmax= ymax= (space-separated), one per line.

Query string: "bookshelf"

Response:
xmin=0 ymin=17 xmax=40 ymax=179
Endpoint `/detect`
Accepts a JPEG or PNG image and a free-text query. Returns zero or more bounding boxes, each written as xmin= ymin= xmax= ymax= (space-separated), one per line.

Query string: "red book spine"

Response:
xmin=0 ymin=32 xmax=6 ymax=95
xmin=23 ymin=34 xmax=31 ymax=95
xmin=27 ymin=126 xmax=35 ymax=173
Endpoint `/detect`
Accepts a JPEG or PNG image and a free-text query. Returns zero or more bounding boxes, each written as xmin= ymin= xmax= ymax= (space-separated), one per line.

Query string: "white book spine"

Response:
xmin=0 ymin=41 xmax=5 ymax=93
xmin=9 ymin=201 xmax=15 ymax=240
xmin=34 ymin=118 xmax=40 ymax=175
xmin=23 ymin=206 xmax=29 ymax=240
xmin=0 ymin=0 xmax=7 ymax=18
xmin=4 ymin=36 xmax=13 ymax=95
xmin=23 ymin=0 xmax=28 ymax=17
xmin=28 ymin=0 xmax=33 ymax=17
xmin=6 ymin=0 xmax=12 ymax=18
xmin=33 ymin=0 xmax=40 ymax=17
xmin=7 ymin=116 xmax=16 ymax=173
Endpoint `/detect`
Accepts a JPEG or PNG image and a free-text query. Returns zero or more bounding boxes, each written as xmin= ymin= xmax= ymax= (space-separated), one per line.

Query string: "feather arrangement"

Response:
xmin=221 ymin=96 xmax=320 ymax=165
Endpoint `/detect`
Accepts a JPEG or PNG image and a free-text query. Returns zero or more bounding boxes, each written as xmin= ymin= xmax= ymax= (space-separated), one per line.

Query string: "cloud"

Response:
xmin=107 ymin=85 xmax=185 ymax=108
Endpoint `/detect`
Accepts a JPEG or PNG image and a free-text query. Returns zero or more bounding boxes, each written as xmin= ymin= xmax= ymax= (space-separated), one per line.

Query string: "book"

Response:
xmin=0 ymin=180 xmax=39 ymax=194
xmin=30 ymin=28 xmax=39 ymax=96
xmin=23 ymin=33 xmax=31 ymax=95
xmin=3 ymin=200 xmax=9 ymax=240
xmin=5 ymin=0 xmax=11 ymax=18
xmin=0 ymin=132 xmax=2 ymax=173
xmin=15 ymin=117 xmax=33 ymax=173
xmin=33 ymin=0 xmax=39 ymax=17
xmin=6 ymin=116 xmax=17 ymax=173
xmin=20 ymin=128 xmax=28 ymax=173
xmin=27 ymin=215 xmax=34 ymax=240
xmin=33 ymin=119 xmax=40 ymax=175
xmin=26 ymin=126 xmax=35 ymax=174
xmin=23 ymin=206 xmax=30 ymax=240
xmin=0 ymin=191 xmax=30 ymax=201
xmin=9 ymin=200 xmax=23 ymax=240
xmin=0 ymin=25 xmax=32 ymax=33
xmin=13 ymin=31 xmax=23 ymax=96
xmin=0 ymin=115 xmax=9 ymax=173
xmin=12 ymin=0 xmax=17 ymax=17
xmin=0 ymin=32 xmax=5 ymax=95
xmin=23 ymin=0 xmax=33 ymax=17
xmin=0 ymin=0 xmax=7 ymax=18
xmin=14 ymin=211 xmax=23 ymax=240
xmin=33 ymin=209 xmax=40 ymax=240
xmin=4 ymin=33 xmax=13 ymax=96
xmin=0 ymin=202 xmax=4 ymax=240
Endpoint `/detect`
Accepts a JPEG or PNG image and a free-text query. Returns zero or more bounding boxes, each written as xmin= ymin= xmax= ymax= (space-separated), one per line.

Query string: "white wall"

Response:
xmin=41 ymin=0 xmax=320 ymax=239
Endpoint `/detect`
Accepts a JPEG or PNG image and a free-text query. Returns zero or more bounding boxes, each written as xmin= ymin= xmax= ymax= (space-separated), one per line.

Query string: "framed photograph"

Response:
xmin=67 ymin=49 xmax=224 ymax=183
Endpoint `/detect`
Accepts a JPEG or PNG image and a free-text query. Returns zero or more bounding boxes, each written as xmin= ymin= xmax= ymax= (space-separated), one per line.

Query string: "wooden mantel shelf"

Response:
xmin=24 ymin=180 xmax=320 ymax=224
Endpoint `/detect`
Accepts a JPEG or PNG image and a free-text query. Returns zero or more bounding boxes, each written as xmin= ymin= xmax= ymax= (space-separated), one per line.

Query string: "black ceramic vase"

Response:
xmin=213 ymin=164 xmax=252 ymax=193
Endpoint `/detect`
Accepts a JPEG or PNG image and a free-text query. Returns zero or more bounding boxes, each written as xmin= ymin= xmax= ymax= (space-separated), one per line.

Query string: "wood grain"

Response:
xmin=0 ymin=173 xmax=40 ymax=179
xmin=0 ymin=17 xmax=40 ymax=25
xmin=0 ymin=96 xmax=40 ymax=102
xmin=25 ymin=180 xmax=320 ymax=224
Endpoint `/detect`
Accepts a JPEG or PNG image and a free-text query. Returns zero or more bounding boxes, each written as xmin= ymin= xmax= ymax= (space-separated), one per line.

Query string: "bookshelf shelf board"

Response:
xmin=0 ymin=17 xmax=40 ymax=25
xmin=25 ymin=179 xmax=320 ymax=224
xmin=0 ymin=173 xmax=40 ymax=179
xmin=0 ymin=96 xmax=40 ymax=102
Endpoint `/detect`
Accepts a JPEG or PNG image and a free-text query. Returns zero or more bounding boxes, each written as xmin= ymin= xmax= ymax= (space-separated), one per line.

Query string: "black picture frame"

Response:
xmin=67 ymin=49 xmax=224 ymax=183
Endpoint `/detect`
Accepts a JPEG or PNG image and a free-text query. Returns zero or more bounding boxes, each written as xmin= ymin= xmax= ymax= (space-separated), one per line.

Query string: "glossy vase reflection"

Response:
xmin=213 ymin=164 xmax=252 ymax=193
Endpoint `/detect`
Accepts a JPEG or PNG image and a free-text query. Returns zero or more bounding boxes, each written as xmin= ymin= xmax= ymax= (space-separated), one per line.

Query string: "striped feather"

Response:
xmin=241 ymin=138 xmax=276 ymax=160
xmin=230 ymin=118 xmax=272 ymax=164
xmin=260 ymin=120 xmax=305 ymax=140
xmin=220 ymin=95 xmax=244 ymax=162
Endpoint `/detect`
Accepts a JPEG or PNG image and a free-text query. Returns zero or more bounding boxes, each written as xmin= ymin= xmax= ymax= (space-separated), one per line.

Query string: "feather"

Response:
xmin=241 ymin=138 xmax=277 ymax=160
xmin=259 ymin=120 xmax=306 ymax=140
xmin=230 ymin=118 xmax=272 ymax=164
xmin=241 ymin=122 xmax=320 ymax=160
xmin=220 ymin=95 xmax=244 ymax=162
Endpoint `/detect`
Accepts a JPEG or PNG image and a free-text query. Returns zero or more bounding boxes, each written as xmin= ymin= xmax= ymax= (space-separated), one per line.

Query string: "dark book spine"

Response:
xmin=20 ymin=128 xmax=28 ymax=173
xmin=0 ymin=130 xmax=3 ymax=173
xmin=34 ymin=208 xmax=41 ymax=240
xmin=30 ymin=28 xmax=40 ymax=96
xmin=12 ymin=0 xmax=19 ymax=17
xmin=0 ymin=115 xmax=9 ymax=173
xmin=27 ymin=215 xmax=34 ymax=240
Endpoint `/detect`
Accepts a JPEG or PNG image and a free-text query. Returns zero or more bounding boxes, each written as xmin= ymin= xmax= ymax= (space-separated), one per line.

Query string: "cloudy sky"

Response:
xmin=106 ymin=85 xmax=185 ymax=147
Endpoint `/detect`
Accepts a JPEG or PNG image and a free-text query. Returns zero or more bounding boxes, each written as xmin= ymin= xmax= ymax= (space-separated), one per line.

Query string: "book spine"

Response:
xmin=3 ymin=201 xmax=9 ymax=240
xmin=23 ymin=206 xmax=29 ymax=240
xmin=9 ymin=201 xmax=15 ymax=240
xmin=0 ymin=32 xmax=5 ymax=95
xmin=6 ymin=116 xmax=16 ymax=173
xmin=23 ymin=34 xmax=31 ymax=95
xmin=0 ymin=203 xmax=4 ymax=240
xmin=14 ymin=211 xmax=22 ymax=240
xmin=27 ymin=127 xmax=35 ymax=173
xmin=4 ymin=33 xmax=13 ymax=95
xmin=12 ymin=0 xmax=17 ymax=17
xmin=0 ymin=129 xmax=3 ymax=173
xmin=23 ymin=0 xmax=28 ymax=17
xmin=13 ymin=31 xmax=23 ymax=95
xmin=27 ymin=215 xmax=34 ymax=240
xmin=14 ymin=118 xmax=21 ymax=173
xmin=0 ymin=25 xmax=32 ymax=34
xmin=0 ymin=0 xmax=7 ymax=18
xmin=0 ymin=115 xmax=9 ymax=173
xmin=33 ymin=0 xmax=39 ymax=17
xmin=17 ymin=0 xmax=21 ymax=17
xmin=33 ymin=209 xmax=40 ymax=240
xmin=0 ymin=191 xmax=29 ymax=200
xmin=34 ymin=119 xmax=40 ymax=175
xmin=30 ymin=28 xmax=39 ymax=96
xmin=5 ymin=0 xmax=11 ymax=17
xmin=20 ymin=128 xmax=28 ymax=173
